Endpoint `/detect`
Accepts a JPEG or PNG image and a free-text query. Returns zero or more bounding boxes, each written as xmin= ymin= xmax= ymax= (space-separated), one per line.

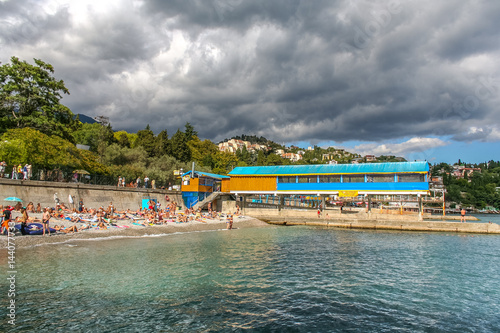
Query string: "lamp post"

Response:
xmin=443 ymin=189 xmax=446 ymax=216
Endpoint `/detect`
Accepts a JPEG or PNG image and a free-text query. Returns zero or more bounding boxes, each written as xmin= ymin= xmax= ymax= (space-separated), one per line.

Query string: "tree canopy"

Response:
xmin=0 ymin=56 xmax=80 ymax=142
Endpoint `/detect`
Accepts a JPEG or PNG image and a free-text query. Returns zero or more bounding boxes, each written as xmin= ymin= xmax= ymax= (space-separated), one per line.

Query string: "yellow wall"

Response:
xmin=221 ymin=178 xmax=231 ymax=193
xmin=229 ymin=176 xmax=276 ymax=192
xmin=181 ymin=178 xmax=199 ymax=192
xmin=181 ymin=178 xmax=213 ymax=193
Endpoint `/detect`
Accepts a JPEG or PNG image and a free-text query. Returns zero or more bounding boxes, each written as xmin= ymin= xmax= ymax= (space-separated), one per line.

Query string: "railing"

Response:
xmin=1 ymin=166 xmax=174 ymax=189
xmin=193 ymin=192 xmax=221 ymax=210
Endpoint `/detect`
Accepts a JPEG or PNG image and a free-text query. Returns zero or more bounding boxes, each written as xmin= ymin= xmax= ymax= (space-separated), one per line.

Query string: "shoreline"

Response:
xmin=0 ymin=217 xmax=269 ymax=249
xmin=3 ymin=212 xmax=499 ymax=250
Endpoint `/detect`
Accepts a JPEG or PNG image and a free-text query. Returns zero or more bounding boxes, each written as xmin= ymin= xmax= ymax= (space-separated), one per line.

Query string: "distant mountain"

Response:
xmin=74 ymin=114 xmax=97 ymax=124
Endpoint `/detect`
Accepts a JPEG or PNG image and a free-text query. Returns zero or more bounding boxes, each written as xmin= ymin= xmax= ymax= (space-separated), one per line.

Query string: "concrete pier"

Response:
xmin=260 ymin=216 xmax=500 ymax=234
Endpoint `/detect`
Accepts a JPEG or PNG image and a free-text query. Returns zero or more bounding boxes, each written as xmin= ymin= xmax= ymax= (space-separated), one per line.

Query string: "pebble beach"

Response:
xmin=1 ymin=210 xmax=269 ymax=248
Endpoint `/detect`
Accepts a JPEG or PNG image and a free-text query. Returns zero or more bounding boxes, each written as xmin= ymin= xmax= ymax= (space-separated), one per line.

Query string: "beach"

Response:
xmin=1 ymin=210 xmax=269 ymax=248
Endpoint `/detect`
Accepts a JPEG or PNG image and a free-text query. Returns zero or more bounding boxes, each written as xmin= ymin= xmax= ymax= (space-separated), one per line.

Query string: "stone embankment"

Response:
xmin=0 ymin=178 xmax=183 ymax=211
xmin=248 ymin=209 xmax=500 ymax=234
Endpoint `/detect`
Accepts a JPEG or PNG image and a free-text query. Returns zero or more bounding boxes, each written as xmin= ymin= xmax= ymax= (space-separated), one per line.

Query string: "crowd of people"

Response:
xmin=0 ymin=161 xmax=32 ymax=180
xmin=116 ymin=175 xmax=163 ymax=189
xmin=1 ymin=195 xmax=241 ymax=236
xmin=1 ymin=161 xmax=177 ymax=191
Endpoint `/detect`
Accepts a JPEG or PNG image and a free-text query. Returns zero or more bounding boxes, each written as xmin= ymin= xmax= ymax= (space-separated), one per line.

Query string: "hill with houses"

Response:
xmin=218 ymin=135 xmax=406 ymax=165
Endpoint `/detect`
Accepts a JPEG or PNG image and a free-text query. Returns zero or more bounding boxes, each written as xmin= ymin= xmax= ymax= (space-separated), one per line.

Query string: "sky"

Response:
xmin=0 ymin=0 xmax=499 ymax=164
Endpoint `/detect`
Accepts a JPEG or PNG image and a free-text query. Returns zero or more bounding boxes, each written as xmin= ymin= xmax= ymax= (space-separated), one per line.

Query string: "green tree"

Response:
xmin=135 ymin=124 xmax=156 ymax=157
xmin=155 ymin=130 xmax=171 ymax=157
xmin=212 ymin=151 xmax=238 ymax=175
xmin=0 ymin=56 xmax=80 ymax=142
xmin=187 ymin=136 xmax=218 ymax=167
xmin=184 ymin=122 xmax=197 ymax=142
xmin=170 ymin=129 xmax=191 ymax=163
xmin=236 ymin=146 xmax=252 ymax=165
xmin=97 ymin=124 xmax=117 ymax=160
xmin=256 ymin=150 xmax=266 ymax=165
xmin=73 ymin=123 xmax=101 ymax=152
xmin=266 ymin=153 xmax=284 ymax=165
xmin=116 ymin=131 xmax=131 ymax=148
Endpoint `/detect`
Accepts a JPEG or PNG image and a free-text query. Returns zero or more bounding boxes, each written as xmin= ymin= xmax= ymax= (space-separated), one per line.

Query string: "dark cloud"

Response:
xmin=1 ymin=0 xmax=499 ymax=146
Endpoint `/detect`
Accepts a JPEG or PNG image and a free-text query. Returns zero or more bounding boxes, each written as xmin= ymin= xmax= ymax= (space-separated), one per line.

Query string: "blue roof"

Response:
xmin=181 ymin=171 xmax=230 ymax=179
xmin=228 ymin=162 xmax=429 ymax=176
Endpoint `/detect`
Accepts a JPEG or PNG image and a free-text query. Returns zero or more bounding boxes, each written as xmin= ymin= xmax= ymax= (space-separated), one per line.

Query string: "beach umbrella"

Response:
xmin=4 ymin=197 xmax=22 ymax=202
xmin=73 ymin=169 xmax=90 ymax=174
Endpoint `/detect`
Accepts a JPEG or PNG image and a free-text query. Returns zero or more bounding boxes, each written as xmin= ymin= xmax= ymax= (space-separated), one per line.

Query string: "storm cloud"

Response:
xmin=1 ymin=0 xmax=499 ymax=151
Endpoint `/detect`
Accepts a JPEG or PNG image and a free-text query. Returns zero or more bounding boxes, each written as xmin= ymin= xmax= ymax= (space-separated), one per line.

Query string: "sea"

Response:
xmin=1 ymin=214 xmax=500 ymax=332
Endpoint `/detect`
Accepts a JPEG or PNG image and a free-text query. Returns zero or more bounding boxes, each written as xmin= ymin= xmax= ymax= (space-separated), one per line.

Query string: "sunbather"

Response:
xmin=53 ymin=225 xmax=79 ymax=233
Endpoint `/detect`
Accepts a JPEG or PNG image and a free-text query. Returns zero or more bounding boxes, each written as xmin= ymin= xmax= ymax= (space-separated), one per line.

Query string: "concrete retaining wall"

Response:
xmin=0 ymin=179 xmax=183 ymax=211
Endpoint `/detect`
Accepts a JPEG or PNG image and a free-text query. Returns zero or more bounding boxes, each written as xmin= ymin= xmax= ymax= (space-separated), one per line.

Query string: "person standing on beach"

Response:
xmin=108 ymin=202 xmax=115 ymax=215
xmin=20 ymin=208 xmax=28 ymax=235
xmin=118 ymin=176 xmax=122 ymax=187
xmin=144 ymin=176 xmax=149 ymax=188
xmin=78 ymin=199 xmax=84 ymax=213
xmin=229 ymin=214 xmax=233 ymax=230
xmin=54 ymin=193 xmax=60 ymax=208
xmin=1 ymin=207 xmax=12 ymax=235
xmin=122 ymin=177 xmax=125 ymax=187
xmin=68 ymin=194 xmax=74 ymax=210
xmin=136 ymin=177 xmax=141 ymax=188
xmin=11 ymin=166 xmax=17 ymax=179
xmin=42 ymin=208 xmax=51 ymax=236
xmin=461 ymin=208 xmax=466 ymax=222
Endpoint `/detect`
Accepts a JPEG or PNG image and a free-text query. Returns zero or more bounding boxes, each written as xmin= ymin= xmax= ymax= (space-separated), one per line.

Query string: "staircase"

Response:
xmin=193 ymin=192 xmax=222 ymax=210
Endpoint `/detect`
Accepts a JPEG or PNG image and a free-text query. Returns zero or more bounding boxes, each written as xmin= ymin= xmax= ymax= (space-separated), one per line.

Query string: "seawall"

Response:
xmin=259 ymin=216 xmax=500 ymax=234
xmin=244 ymin=208 xmax=499 ymax=234
xmin=0 ymin=179 xmax=183 ymax=211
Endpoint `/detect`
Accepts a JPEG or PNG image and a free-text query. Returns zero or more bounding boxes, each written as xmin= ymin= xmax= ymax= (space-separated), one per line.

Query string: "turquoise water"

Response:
xmin=2 ymin=226 xmax=500 ymax=332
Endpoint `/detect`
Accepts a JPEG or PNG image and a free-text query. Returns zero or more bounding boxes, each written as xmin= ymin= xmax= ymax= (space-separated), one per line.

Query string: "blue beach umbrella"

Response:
xmin=4 ymin=197 xmax=22 ymax=202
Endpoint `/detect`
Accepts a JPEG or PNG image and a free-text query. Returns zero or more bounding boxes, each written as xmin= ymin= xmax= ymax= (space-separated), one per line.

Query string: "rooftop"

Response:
xmin=228 ymin=161 xmax=429 ymax=176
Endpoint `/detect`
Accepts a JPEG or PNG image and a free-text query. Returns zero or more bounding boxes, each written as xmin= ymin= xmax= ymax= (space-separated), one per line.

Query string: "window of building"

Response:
xmin=367 ymin=174 xmax=395 ymax=182
xmin=298 ymin=176 xmax=317 ymax=183
xmin=343 ymin=175 xmax=365 ymax=183
xmin=200 ymin=177 xmax=213 ymax=186
xmin=399 ymin=173 xmax=425 ymax=182
xmin=319 ymin=175 xmax=341 ymax=183
xmin=278 ymin=176 xmax=295 ymax=183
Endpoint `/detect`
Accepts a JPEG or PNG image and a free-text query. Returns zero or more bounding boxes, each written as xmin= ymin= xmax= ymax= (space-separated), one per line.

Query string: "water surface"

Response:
xmin=1 ymin=226 xmax=499 ymax=332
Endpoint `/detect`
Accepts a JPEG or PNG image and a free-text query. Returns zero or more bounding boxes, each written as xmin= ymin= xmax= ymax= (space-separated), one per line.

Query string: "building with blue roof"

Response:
xmin=227 ymin=161 xmax=429 ymax=196
xmin=181 ymin=170 xmax=229 ymax=208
